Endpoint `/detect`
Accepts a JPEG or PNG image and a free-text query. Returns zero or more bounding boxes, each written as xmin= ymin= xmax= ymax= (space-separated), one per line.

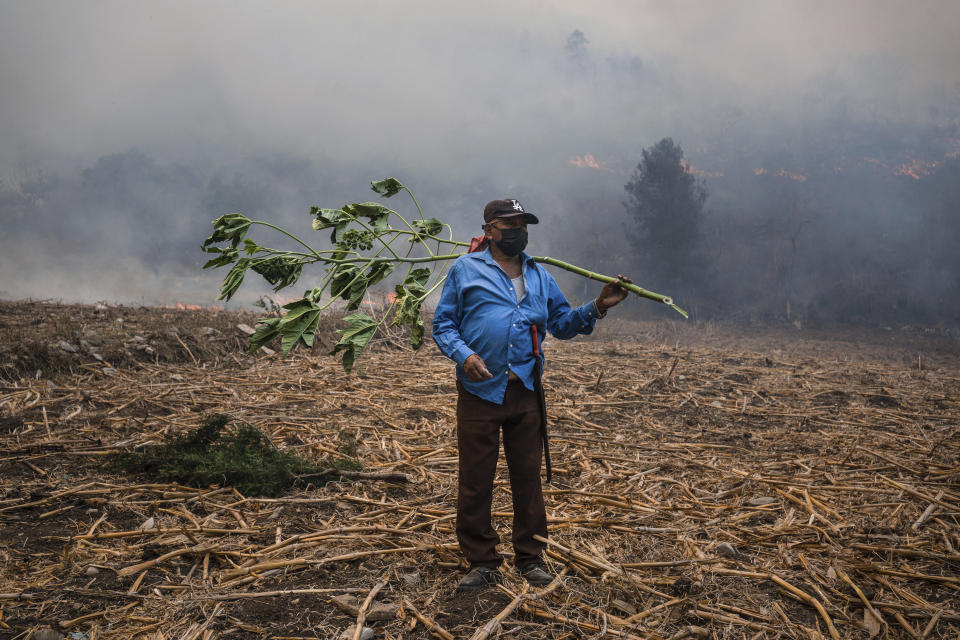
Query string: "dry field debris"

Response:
xmin=1 ymin=300 xmax=959 ymax=639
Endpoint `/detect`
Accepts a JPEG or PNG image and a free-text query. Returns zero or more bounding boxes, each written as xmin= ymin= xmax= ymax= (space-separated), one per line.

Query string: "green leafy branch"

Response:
xmin=202 ymin=177 xmax=687 ymax=372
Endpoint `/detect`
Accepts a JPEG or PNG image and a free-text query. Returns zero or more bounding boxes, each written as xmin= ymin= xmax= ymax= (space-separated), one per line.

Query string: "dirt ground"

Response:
xmin=1 ymin=300 xmax=958 ymax=639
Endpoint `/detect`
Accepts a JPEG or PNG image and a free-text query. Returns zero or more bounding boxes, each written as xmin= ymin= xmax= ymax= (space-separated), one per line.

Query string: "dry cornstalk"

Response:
xmin=470 ymin=566 xmax=570 ymax=640
xmin=712 ymin=568 xmax=840 ymax=640
xmin=469 ymin=583 xmax=530 ymax=640
xmin=625 ymin=598 xmax=684 ymax=624
xmin=252 ymin=524 xmax=416 ymax=556
xmin=297 ymin=469 xmax=409 ymax=482
xmin=220 ymin=545 xmax=430 ymax=580
xmin=0 ymin=482 xmax=97 ymax=512
xmin=60 ymin=602 xmax=139 ymax=629
xmin=883 ymin=607 xmax=921 ymax=639
xmin=880 ymin=476 xmax=956 ymax=511
xmin=851 ymin=543 xmax=960 ymax=563
xmin=187 ymin=587 xmax=364 ymax=602
xmin=402 ymin=598 xmax=454 ymax=640
xmin=919 ymin=611 xmax=942 ymax=640
xmin=533 ymin=534 xmax=620 ymax=574
xmin=72 ymin=527 xmax=259 ymax=541
xmin=834 ymin=565 xmax=888 ymax=636
xmin=116 ymin=544 xmax=218 ymax=577
xmin=859 ymin=566 xmax=960 ymax=586
xmin=352 ymin=579 xmax=388 ymax=640
xmin=690 ymin=608 xmax=778 ymax=634
xmin=666 ymin=626 xmax=709 ymax=640
xmin=911 ymin=490 xmax=943 ymax=530
xmin=519 ymin=600 xmax=652 ymax=639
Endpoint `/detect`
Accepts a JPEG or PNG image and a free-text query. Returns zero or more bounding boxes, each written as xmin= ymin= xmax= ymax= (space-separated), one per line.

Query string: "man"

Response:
xmin=432 ymin=198 xmax=631 ymax=591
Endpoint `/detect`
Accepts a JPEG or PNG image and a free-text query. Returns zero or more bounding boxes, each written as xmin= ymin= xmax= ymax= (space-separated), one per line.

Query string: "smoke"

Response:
xmin=1 ymin=1 xmax=958 ymax=323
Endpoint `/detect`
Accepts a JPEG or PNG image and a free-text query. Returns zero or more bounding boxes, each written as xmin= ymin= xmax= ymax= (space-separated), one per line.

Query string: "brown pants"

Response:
xmin=456 ymin=379 xmax=547 ymax=568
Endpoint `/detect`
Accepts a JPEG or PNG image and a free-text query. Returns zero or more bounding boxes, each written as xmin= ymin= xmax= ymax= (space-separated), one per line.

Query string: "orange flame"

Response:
xmin=360 ymin=290 xmax=399 ymax=309
xmin=775 ymin=168 xmax=806 ymax=182
xmin=893 ymin=158 xmax=939 ymax=180
xmin=569 ymin=154 xmax=605 ymax=170
xmin=754 ymin=167 xmax=806 ymax=182
xmin=863 ymin=156 xmax=889 ymax=168
xmin=681 ymin=160 xmax=724 ymax=178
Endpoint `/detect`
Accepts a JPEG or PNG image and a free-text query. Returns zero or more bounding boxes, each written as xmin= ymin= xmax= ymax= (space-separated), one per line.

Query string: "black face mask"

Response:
xmin=494 ymin=227 xmax=528 ymax=257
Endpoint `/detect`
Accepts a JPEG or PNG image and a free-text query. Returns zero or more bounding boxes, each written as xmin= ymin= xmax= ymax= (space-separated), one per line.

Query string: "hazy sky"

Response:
xmin=1 ymin=1 xmax=958 ymax=304
xmin=2 ymin=1 xmax=957 ymax=173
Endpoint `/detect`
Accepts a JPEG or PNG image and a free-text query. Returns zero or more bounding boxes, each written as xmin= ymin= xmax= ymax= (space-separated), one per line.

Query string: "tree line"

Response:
xmin=620 ymin=138 xmax=960 ymax=327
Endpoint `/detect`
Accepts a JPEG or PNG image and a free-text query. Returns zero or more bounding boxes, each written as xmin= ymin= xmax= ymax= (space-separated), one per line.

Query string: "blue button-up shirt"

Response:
xmin=432 ymin=248 xmax=603 ymax=404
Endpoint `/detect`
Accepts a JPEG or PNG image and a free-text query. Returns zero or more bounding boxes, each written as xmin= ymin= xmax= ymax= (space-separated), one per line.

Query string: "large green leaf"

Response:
xmin=335 ymin=261 xmax=396 ymax=311
xmin=276 ymin=299 xmax=324 ymax=355
xmin=330 ymin=265 xmax=361 ymax=301
xmin=311 ymin=207 xmax=353 ymax=244
xmin=342 ymin=202 xmax=394 ymax=234
xmin=391 ymin=268 xmax=431 ymax=349
xmin=370 ymin=177 xmax=404 ymax=197
xmin=365 ymin=260 xmax=395 ymax=287
xmin=310 ymin=207 xmax=352 ymax=230
xmin=251 ymin=256 xmax=303 ymax=291
xmin=346 ymin=278 xmax=368 ymax=310
xmin=217 ymin=258 xmax=251 ymax=301
xmin=411 ymin=218 xmax=443 ymax=239
xmin=248 ymin=316 xmax=282 ymax=353
xmin=312 ymin=202 xmax=394 ymax=240
xmin=330 ymin=312 xmax=378 ymax=373
xmin=202 ymin=246 xmax=239 ymax=269
xmin=203 ymin=214 xmax=252 ymax=249
xmin=401 ymin=268 xmax=430 ymax=295
xmin=303 ymin=286 xmax=324 ymax=304
xmin=324 ymin=264 xmax=370 ymax=310
xmin=411 ymin=318 xmax=425 ymax=349
xmin=391 ymin=294 xmax=425 ymax=350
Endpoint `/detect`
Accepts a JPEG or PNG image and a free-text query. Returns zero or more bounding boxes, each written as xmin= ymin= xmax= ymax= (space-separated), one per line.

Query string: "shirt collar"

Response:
xmin=469 ymin=246 xmax=536 ymax=267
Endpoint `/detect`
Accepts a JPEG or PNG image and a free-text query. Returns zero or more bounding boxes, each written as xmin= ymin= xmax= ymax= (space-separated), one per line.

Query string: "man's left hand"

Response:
xmin=596 ymin=275 xmax=632 ymax=313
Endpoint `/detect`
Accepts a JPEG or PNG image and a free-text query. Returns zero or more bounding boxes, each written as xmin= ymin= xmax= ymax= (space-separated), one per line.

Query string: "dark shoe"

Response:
xmin=457 ymin=566 xmax=500 ymax=591
xmin=519 ymin=562 xmax=554 ymax=586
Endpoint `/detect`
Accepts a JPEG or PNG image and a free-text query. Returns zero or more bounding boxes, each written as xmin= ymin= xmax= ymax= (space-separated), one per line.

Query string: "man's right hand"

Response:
xmin=463 ymin=354 xmax=494 ymax=382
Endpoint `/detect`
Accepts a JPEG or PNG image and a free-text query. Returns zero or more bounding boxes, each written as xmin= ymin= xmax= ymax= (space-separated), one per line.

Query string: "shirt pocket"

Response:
xmin=522 ymin=274 xmax=549 ymax=327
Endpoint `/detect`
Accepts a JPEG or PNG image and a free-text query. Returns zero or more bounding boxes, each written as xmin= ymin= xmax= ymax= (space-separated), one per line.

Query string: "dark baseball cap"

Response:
xmin=483 ymin=199 xmax=539 ymax=224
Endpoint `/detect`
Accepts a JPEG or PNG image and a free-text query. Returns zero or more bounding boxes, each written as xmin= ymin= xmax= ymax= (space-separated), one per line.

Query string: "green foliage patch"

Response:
xmin=111 ymin=414 xmax=360 ymax=497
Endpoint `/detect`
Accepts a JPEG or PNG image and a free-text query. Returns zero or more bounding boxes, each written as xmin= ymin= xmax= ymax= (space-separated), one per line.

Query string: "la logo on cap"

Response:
xmin=512 ymin=200 xmax=523 ymax=211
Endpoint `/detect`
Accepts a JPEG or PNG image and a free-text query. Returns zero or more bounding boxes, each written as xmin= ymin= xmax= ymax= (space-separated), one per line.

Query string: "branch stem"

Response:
xmin=317 ymin=253 xmax=465 ymax=265
xmin=250 ymin=221 xmax=323 ymax=259
xmin=533 ymin=256 xmax=688 ymax=318
xmin=402 ymin=186 xmax=426 ymax=221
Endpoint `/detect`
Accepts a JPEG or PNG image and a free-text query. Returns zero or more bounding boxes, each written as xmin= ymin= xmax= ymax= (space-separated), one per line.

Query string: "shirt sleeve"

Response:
xmin=544 ymin=269 xmax=604 ymax=339
xmin=431 ymin=261 xmax=476 ymax=366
